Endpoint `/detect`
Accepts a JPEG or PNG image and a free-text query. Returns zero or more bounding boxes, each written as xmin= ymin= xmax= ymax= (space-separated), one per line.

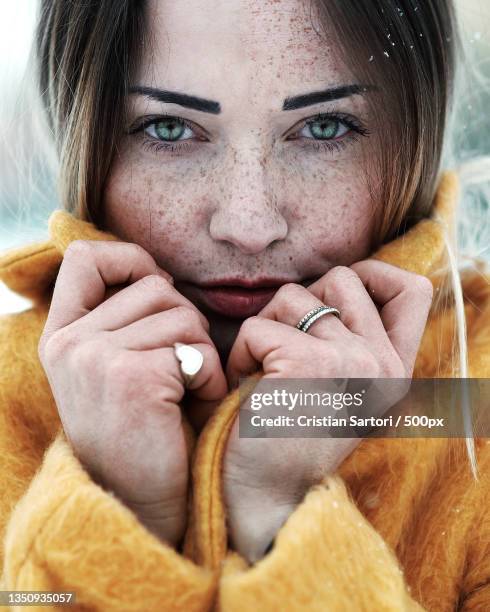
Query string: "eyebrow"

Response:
xmin=129 ymin=86 xmax=221 ymax=114
xmin=129 ymin=83 xmax=375 ymax=115
xmin=282 ymin=84 xmax=374 ymax=110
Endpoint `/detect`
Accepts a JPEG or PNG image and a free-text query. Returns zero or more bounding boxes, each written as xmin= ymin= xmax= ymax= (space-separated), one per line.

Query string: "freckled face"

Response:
xmin=103 ymin=0 xmax=378 ymax=354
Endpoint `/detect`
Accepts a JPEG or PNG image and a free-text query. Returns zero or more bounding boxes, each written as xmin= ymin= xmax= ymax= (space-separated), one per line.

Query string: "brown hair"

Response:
xmin=37 ymin=0 xmax=145 ymax=227
xmin=315 ymin=1 xmax=458 ymax=246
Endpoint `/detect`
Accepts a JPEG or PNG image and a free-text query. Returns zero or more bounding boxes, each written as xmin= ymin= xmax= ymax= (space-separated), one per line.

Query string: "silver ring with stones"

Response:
xmin=295 ymin=305 xmax=341 ymax=334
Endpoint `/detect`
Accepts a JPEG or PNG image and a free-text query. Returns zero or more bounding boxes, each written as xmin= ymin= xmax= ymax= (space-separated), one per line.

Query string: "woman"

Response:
xmin=0 ymin=0 xmax=489 ymax=610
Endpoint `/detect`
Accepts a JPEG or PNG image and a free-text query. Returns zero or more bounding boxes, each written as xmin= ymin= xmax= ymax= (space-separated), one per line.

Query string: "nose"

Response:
xmin=209 ymin=147 xmax=288 ymax=255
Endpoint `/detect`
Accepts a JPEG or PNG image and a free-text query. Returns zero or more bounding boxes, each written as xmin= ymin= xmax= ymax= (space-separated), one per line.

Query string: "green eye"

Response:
xmin=143 ymin=117 xmax=195 ymax=143
xmin=153 ymin=118 xmax=186 ymax=141
xmin=307 ymin=118 xmax=347 ymax=140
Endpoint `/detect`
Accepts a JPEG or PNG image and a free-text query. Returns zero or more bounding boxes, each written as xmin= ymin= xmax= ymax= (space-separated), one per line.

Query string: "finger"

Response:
xmin=257 ymin=283 xmax=345 ymax=339
xmin=226 ymin=317 xmax=316 ymax=388
xmin=306 ymin=266 xmax=386 ymax=339
xmin=77 ymin=274 xmax=209 ymax=333
xmin=44 ymin=240 xmax=173 ymax=338
xmin=142 ymin=342 xmax=228 ymax=402
xmin=109 ymin=306 xmax=212 ymax=350
xmin=350 ymin=260 xmax=434 ymax=371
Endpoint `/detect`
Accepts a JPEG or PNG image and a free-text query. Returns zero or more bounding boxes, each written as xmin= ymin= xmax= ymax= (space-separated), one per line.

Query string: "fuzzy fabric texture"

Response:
xmin=0 ymin=171 xmax=489 ymax=611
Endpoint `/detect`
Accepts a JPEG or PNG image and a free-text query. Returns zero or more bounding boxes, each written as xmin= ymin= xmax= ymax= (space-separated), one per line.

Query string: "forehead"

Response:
xmin=138 ymin=0 xmax=350 ymax=107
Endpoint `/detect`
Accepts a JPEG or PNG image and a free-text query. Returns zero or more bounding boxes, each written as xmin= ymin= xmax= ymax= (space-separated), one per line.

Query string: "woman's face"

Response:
xmin=104 ymin=0 xmax=379 ymax=358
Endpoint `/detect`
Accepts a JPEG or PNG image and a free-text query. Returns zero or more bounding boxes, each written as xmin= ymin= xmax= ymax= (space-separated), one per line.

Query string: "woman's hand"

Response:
xmin=38 ymin=240 xmax=228 ymax=546
xmin=222 ymin=261 xmax=434 ymax=561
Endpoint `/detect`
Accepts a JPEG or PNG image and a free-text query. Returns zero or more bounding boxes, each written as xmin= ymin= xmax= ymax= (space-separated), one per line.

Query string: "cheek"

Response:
xmin=103 ymin=149 xmax=212 ymax=268
xmin=277 ymin=150 xmax=375 ymax=264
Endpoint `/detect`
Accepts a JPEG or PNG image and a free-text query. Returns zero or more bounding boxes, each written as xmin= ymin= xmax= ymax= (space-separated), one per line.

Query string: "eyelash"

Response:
xmin=129 ymin=111 xmax=370 ymax=155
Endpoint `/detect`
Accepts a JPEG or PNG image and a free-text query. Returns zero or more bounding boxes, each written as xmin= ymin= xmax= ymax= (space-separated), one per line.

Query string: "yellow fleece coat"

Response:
xmin=0 ymin=171 xmax=489 ymax=612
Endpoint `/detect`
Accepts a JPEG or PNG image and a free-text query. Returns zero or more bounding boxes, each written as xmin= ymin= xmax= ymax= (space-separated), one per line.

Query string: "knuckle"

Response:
xmin=140 ymin=274 xmax=171 ymax=291
xmin=64 ymin=240 xmax=92 ymax=259
xmin=276 ymin=282 xmax=304 ymax=300
xmin=240 ymin=315 xmax=260 ymax=334
xmin=328 ymin=265 xmax=359 ymax=284
xmin=349 ymin=260 xmax=369 ymax=275
xmin=412 ymin=274 xmax=434 ymax=300
xmin=125 ymin=241 xmax=152 ymax=262
xmin=324 ymin=266 xmax=360 ymax=295
xmin=41 ymin=328 xmax=77 ymax=365
xmin=173 ymin=306 xmax=203 ymax=330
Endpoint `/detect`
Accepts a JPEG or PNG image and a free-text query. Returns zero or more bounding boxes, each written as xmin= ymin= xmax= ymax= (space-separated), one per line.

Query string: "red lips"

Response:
xmin=177 ymin=274 xmax=321 ymax=319
xmin=182 ymin=277 xmax=297 ymax=318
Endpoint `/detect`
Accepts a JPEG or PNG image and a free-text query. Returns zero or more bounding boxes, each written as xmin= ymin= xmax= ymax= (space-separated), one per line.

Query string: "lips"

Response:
xmin=180 ymin=277 xmax=297 ymax=318
xmin=199 ymin=285 xmax=281 ymax=318
xmin=177 ymin=274 xmax=322 ymax=319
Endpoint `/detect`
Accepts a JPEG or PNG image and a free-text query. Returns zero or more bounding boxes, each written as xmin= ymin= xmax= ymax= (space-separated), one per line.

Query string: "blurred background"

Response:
xmin=0 ymin=0 xmax=489 ymax=314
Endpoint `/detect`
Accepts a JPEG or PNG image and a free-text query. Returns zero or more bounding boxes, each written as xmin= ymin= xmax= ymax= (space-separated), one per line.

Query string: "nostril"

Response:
xmin=209 ymin=213 xmax=288 ymax=255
